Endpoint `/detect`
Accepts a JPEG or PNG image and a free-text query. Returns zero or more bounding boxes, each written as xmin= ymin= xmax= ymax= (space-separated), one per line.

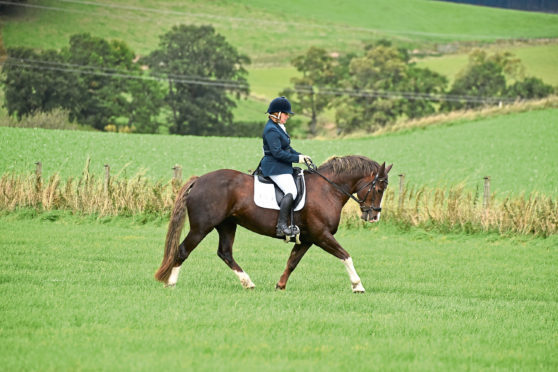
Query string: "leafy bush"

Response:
xmin=506 ymin=77 xmax=555 ymax=100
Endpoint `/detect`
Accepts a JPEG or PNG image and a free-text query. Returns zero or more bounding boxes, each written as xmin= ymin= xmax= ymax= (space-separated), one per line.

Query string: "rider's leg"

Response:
xmin=269 ymin=174 xmax=297 ymax=237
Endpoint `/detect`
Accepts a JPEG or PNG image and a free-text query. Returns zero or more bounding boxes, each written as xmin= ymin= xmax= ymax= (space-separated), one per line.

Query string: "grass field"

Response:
xmin=416 ymin=42 xmax=558 ymax=86
xmin=2 ymin=108 xmax=557 ymax=195
xmin=0 ymin=213 xmax=556 ymax=370
xmin=3 ymin=0 xmax=558 ymax=64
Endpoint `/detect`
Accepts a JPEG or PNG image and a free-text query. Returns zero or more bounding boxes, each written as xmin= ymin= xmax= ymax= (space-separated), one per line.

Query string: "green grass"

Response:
xmin=2 ymin=0 xmax=558 ymax=65
xmin=0 ymin=213 xmax=557 ymax=370
xmin=1 ymin=108 xmax=557 ymax=195
xmin=247 ymin=66 xmax=300 ymax=98
xmin=416 ymin=43 xmax=558 ymax=86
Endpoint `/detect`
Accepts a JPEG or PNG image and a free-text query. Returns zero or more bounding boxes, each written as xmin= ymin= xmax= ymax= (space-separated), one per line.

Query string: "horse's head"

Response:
xmin=356 ymin=162 xmax=393 ymax=223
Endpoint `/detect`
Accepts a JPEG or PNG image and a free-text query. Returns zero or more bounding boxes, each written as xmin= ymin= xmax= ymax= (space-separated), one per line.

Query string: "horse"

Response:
xmin=155 ymin=155 xmax=392 ymax=292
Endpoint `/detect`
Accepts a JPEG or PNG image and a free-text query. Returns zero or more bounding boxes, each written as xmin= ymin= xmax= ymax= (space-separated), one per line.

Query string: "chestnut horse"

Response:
xmin=155 ymin=155 xmax=392 ymax=292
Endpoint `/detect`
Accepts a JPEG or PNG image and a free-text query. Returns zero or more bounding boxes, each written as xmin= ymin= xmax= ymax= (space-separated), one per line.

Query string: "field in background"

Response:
xmin=416 ymin=42 xmax=558 ymax=86
xmin=3 ymin=0 xmax=558 ymax=64
xmin=2 ymin=108 xmax=557 ymax=195
xmin=1 ymin=214 xmax=556 ymax=370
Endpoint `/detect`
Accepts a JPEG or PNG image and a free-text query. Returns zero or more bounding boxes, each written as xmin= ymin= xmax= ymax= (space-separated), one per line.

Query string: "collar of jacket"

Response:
xmin=268 ymin=119 xmax=289 ymax=138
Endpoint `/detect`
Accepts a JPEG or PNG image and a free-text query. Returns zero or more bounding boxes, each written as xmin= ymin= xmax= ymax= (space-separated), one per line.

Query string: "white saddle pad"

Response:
xmin=253 ymin=171 xmax=306 ymax=211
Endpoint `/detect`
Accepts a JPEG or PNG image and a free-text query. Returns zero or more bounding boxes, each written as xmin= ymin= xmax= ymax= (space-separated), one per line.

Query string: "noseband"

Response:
xmin=305 ymin=160 xmax=387 ymax=213
xmin=355 ymin=174 xmax=386 ymax=213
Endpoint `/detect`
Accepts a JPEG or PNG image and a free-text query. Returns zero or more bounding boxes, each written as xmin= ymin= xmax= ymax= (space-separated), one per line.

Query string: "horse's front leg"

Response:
xmin=315 ymin=233 xmax=365 ymax=293
xmin=276 ymin=242 xmax=312 ymax=290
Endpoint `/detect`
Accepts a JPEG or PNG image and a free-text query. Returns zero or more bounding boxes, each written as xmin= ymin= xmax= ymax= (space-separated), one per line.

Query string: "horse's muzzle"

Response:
xmin=361 ymin=211 xmax=380 ymax=223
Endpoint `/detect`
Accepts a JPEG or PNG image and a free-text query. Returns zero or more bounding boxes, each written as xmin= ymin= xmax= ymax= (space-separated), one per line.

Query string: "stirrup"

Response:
xmin=283 ymin=225 xmax=301 ymax=244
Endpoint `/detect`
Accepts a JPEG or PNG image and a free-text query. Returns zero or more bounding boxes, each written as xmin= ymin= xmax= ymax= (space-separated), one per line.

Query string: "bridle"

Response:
xmin=304 ymin=159 xmax=387 ymax=214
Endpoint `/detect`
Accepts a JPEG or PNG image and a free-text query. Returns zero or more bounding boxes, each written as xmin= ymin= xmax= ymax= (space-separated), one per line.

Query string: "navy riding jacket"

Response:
xmin=260 ymin=119 xmax=300 ymax=177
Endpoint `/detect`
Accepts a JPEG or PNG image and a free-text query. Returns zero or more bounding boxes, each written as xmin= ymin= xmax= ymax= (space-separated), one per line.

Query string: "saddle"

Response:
xmin=252 ymin=167 xmax=306 ymax=211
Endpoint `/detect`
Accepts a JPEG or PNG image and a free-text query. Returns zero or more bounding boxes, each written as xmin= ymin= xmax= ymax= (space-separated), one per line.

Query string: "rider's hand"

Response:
xmin=298 ymin=155 xmax=312 ymax=164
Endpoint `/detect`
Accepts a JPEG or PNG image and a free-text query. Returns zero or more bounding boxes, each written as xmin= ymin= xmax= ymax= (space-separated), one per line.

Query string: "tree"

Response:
xmin=281 ymin=47 xmax=339 ymax=136
xmin=67 ymin=34 xmax=164 ymax=131
xmin=506 ymin=77 xmax=554 ymax=100
xmin=335 ymin=44 xmax=409 ymax=133
xmin=2 ymin=34 xmax=164 ymax=132
xmin=401 ymin=66 xmax=448 ymax=119
xmin=441 ymin=50 xmax=523 ymax=111
xmin=2 ymin=47 xmax=79 ymax=119
xmin=143 ymin=25 xmax=250 ymax=136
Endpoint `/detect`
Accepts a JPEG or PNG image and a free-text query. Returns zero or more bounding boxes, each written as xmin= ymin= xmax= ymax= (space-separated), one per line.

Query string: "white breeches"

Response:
xmin=269 ymin=174 xmax=297 ymax=200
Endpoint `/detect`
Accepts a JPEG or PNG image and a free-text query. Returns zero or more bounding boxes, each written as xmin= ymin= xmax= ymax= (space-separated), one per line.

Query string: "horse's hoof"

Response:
xmin=164 ymin=283 xmax=176 ymax=288
xmin=275 ymin=284 xmax=285 ymax=291
xmin=352 ymin=283 xmax=365 ymax=293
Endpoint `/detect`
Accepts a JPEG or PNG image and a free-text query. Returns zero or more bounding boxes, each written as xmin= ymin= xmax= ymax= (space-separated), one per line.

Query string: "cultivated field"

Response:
xmin=1 ymin=214 xmax=557 ymax=370
xmin=2 ymin=108 xmax=557 ymax=195
xmin=4 ymin=0 xmax=558 ymax=62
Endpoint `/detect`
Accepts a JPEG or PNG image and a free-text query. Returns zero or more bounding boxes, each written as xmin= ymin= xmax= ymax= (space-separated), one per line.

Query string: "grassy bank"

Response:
xmin=1 ymin=214 xmax=556 ymax=370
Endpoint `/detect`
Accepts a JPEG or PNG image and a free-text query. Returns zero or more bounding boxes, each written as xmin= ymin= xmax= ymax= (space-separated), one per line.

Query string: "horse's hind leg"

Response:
xmin=216 ymin=219 xmax=255 ymax=289
xmin=167 ymin=228 xmax=211 ymax=287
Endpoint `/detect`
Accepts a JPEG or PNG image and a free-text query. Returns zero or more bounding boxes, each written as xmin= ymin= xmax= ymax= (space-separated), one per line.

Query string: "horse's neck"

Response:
xmin=324 ymin=172 xmax=362 ymax=193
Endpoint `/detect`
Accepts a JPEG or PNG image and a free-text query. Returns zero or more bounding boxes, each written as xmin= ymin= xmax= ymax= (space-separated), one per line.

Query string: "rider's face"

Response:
xmin=279 ymin=112 xmax=290 ymax=124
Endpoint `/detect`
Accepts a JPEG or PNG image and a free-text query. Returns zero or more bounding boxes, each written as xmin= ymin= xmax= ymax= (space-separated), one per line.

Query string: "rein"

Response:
xmin=304 ymin=159 xmax=384 ymax=213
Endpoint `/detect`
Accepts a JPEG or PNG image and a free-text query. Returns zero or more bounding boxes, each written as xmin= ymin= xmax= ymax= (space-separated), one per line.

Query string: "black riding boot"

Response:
xmin=276 ymin=193 xmax=294 ymax=237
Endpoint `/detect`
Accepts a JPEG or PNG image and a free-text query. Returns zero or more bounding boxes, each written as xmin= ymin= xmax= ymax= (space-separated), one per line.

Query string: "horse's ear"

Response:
xmin=378 ymin=162 xmax=386 ymax=175
xmin=385 ymin=164 xmax=393 ymax=174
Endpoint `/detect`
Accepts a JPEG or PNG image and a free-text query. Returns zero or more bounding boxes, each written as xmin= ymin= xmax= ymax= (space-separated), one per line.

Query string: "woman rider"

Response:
xmin=261 ymin=96 xmax=311 ymax=237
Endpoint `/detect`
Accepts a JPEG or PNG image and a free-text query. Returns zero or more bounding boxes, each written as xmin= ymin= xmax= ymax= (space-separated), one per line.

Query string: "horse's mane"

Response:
xmin=317 ymin=155 xmax=380 ymax=177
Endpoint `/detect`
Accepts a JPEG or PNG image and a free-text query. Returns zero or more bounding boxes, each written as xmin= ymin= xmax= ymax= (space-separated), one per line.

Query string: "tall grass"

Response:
xmin=1 ymin=165 xmax=556 ymax=236
xmin=342 ymin=184 xmax=557 ymax=237
xmin=368 ymin=95 xmax=558 ymax=137
xmin=0 ymin=159 xmax=178 ymax=218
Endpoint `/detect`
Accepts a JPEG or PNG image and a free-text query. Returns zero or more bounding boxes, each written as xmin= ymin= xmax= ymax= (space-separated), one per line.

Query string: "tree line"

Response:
xmin=283 ymin=41 xmax=555 ymax=135
xmin=2 ymin=25 xmax=249 ymax=136
xmin=2 ymin=25 xmax=554 ymax=136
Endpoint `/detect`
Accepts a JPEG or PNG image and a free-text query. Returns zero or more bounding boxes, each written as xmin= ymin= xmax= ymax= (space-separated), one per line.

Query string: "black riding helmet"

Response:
xmin=266 ymin=96 xmax=294 ymax=115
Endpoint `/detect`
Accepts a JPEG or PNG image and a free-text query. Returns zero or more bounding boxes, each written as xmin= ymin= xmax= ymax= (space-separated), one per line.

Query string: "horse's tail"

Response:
xmin=154 ymin=175 xmax=199 ymax=283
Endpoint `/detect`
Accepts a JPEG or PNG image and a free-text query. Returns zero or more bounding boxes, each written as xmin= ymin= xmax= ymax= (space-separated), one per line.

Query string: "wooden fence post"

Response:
xmin=483 ymin=176 xmax=490 ymax=210
xmin=172 ymin=165 xmax=182 ymax=193
xmin=104 ymin=164 xmax=110 ymax=193
xmin=35 ymin=161 xmax=42 ymax=192
xmin=398 ymin=173 xmax=405 ymax=210
xmin=172 ymin=165 xmax=182 ymax=183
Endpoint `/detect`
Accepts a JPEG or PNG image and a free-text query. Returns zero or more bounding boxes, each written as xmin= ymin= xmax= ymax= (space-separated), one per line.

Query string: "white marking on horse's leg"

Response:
xmin=166 ymin=266 xmax=181 ymax=287
xmin=234 ymin=270 xmax=255 ymax=289
xmin=342 ymin=257 xmax=365 ymax=293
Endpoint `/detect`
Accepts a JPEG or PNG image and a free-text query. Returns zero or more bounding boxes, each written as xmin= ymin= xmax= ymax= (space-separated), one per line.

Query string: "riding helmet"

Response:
xmin=266 ymin=96 xmax=294 ymax=115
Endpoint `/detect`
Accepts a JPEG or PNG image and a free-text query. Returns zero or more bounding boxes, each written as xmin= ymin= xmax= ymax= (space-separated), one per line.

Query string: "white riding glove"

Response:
xmin=298 ymin=155 xmax=312 ymax=164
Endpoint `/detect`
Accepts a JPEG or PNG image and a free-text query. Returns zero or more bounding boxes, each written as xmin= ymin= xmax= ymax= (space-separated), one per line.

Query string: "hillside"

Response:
xmin=2 ymin=0 xmax=558 ymax=64
xmin=1 ymin=109 xmax=557 ymax=195
xmin=1 ymin=0 xmax=557 ymax=124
